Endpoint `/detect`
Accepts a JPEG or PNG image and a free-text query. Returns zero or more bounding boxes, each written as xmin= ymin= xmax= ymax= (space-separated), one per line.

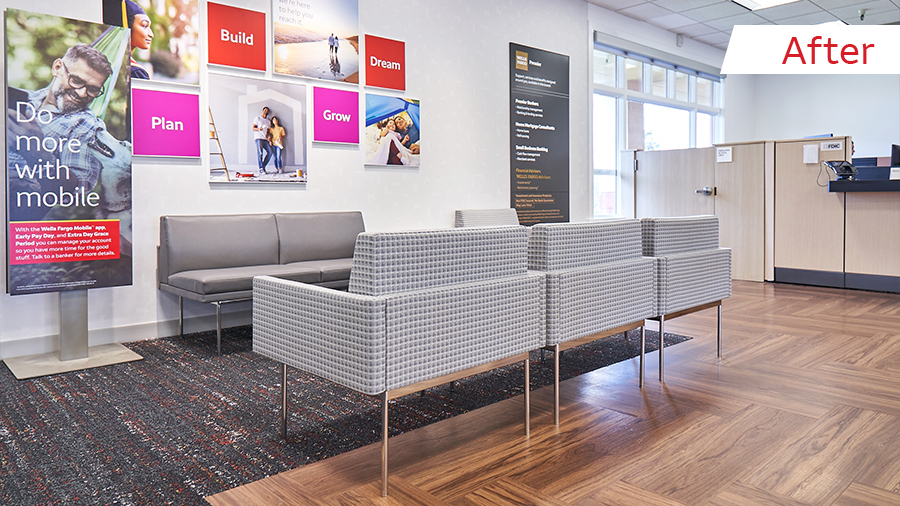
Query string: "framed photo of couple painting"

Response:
xmin=207 ymin=73 xmax=308 ymax=183
xmin=364 ymin=94 xmax=420 ymax=167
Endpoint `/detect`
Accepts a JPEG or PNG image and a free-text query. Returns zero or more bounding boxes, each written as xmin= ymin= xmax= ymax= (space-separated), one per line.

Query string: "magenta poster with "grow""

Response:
xmin=313 ymin=87 xmax=359 ymax=144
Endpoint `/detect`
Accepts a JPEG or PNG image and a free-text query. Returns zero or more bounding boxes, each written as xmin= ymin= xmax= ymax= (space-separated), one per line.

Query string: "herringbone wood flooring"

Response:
xmin=207 ymin=281 xmax=900 ymax=505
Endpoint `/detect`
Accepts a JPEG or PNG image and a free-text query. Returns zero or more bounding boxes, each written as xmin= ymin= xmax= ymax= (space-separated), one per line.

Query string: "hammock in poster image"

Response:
xmin=89 ymin=26 xmax=130 ymax=120
xmin=364 ymin=95 xmax=420 ymax=166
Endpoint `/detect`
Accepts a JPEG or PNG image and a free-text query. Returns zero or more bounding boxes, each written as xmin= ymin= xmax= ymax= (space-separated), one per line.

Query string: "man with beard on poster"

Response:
xmin=7 ymin=43 xmax=114 ymax=222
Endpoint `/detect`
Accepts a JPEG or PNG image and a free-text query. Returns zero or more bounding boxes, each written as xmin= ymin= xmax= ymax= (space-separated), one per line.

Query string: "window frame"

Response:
xmin=590 ymin=46 xmax=724 ymax=218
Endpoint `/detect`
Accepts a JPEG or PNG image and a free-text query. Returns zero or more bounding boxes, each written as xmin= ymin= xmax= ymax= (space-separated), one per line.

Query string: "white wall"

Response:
xmin=0 ymin=0 xmax=592 ymax=358
xmin=744 ymin=74 xmax=900 ymax=158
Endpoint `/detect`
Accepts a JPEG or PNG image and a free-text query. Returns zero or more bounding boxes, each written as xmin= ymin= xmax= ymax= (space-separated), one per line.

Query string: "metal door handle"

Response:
xmin=695 ymin=186 xmax=714 ymax=196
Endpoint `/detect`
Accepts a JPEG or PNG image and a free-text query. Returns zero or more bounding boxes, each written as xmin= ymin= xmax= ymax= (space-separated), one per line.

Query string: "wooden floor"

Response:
xmin=207 ymin=280 xmax=900 ymax=506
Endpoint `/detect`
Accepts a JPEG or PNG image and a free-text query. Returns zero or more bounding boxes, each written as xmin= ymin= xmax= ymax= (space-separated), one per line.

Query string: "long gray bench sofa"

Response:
xmin=157 ymin=211 xmax=365 ymax=353
xmin=252 ymin=225 xmax=545 ymax=496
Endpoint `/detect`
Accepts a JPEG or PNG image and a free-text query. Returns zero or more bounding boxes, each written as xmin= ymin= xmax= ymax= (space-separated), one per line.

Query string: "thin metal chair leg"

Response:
xmin=216 ymin=302 xmax=222 ymax=355
xmin=382 ymin=391 xmax=389 ymax=497
xmin=717 ymin=304 xmax=723 ymax=358
xmin=639 ymin=325 xmax=646 ymax=388
xmin=554 ymin=344 xmax=560 ymax=426
xmin=281 ymin=363 xmax=288 ymax=440
xmin=524 ymin=357 xmax=530 ymax=436
xmin=179 ymin=297 xmax=183 ymax=335
xmin=659 ymin=315 xmax=665 ymax=382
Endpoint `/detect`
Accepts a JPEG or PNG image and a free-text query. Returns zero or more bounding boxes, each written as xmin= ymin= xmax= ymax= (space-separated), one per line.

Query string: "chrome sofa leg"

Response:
xmin=639 ymin=326 xmax=646 ymax=388
xmin=659 ymin=315 xmax=665 ymax=382
xmin=215 ymin=302 xmax=222 ymax=354
xmin=179 ymin=297 xmax=183 ymax=335
xmin=717 ymin=304 xmax=723 ymax=358
xmin=281 ymin=363 xmax=288 ymax=440
xmin=382 ymin=391 xmax=389 ymax=497
xmin=554 ymin=344 xmax=560 ymax=426
xmin=524 ymin=357 xmax=530 ymax=436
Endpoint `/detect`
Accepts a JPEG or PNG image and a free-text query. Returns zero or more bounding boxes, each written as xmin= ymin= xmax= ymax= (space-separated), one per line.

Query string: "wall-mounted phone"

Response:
xmin=823 ymin=160 xmax=858 ymax=181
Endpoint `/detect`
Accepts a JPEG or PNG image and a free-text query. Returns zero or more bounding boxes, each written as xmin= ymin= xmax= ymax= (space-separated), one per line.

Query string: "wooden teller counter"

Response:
xmin=774 ymin=137 xmax=900 ymax=293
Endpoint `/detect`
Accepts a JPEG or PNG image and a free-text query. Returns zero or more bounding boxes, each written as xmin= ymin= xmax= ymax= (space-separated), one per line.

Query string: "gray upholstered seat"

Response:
xmin=157 ymin=212 xmax=365 ymax=353
xmin=641 ymin=215 xmax=732 ymax=381
xmin=454 ymin=208 xmax=520 ymax=227
xmin=252 ymin=225 xmax=545 ymax=496
xmin=528 ymin=219 xmax=657 ymax=422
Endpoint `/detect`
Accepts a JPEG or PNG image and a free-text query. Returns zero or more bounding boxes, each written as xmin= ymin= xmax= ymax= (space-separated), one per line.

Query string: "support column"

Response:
xmin=59 ymin=290 xmax=88 ymax=361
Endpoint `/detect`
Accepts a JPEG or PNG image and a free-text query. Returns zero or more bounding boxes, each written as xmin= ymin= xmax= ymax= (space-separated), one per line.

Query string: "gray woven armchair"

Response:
xmin=641 ymin=215 xmax=732 ymax=381
xmin=528 ymin=219 xmax=657 ymax=423
xmin=252 ymin=225 xmax=545 ymax=496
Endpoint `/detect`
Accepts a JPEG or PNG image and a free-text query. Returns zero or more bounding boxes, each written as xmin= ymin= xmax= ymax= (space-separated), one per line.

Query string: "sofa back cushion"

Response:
xmin=276 ymin=212 xmax=365 ymax=264
xmin=159 ymin=214 xmax=278 ymax=279
xmin=454 ymin=208 xmax=520 ymax=227
xmin=529 ymin=219 xmax=642 ymax=271
xmin=641 ymin=215 xmax=719 ymax=256
xmin=348 ymin=226 xmax=528 ymax=296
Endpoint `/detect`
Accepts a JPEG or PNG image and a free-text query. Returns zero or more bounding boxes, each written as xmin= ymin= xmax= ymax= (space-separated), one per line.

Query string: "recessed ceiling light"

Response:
xmin=732 ymin=0 xmax=801 ymax=10
xmin=817 ymin=19 xmax=848 ymax=26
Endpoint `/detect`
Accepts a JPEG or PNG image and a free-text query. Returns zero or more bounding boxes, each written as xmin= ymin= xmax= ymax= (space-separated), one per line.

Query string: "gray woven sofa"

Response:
xmin=641 ymin=215 xmax=732 ymax=381
xmin=454 ymin=208 xmax=520 ymax=227
xmin=252 ymin=225 xmax=545 ymax=496
xmin=157 ymin=211 xmax=365 ymax=353
xmin=528 ymin=219 xmax=657 ymax=423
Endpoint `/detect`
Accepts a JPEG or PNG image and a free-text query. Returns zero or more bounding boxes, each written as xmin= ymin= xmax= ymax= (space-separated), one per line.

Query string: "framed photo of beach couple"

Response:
xmin=272 ymin=0 xmax=359 ymax=83
xmin=364 ymin=94 xmax=420 ymax=167
xmin=208 ymin=73 xmax=308 ymax=183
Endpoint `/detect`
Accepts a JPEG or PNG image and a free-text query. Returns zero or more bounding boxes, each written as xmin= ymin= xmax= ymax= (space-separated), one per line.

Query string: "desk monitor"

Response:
xmin=824 ymin=160 xmax=857 ymax=180
xmin=892 ymin=144 xmax=900 ymax=167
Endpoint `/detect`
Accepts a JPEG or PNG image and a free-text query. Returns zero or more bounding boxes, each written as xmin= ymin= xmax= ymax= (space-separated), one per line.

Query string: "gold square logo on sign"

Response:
xmin=515 ymin=51 xmax=528 ymax=71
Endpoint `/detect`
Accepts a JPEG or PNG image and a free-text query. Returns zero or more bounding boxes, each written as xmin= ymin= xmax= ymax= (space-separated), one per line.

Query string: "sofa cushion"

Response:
xmin=288 ymin=258 xmax=353 ymax=282
xmin=641 ymin=215 xmax=719 ymax=256
xmin=160 ymin=214 xmax=279 ymax=277
xmin=348 ymin=226 xmax=529 ymax=296
xmin=529 ymin=219 xmax=642 ymax=271
xmin=276 ymin=212 xmax=365 ymax=264
xmin=168 ymin=264 xmax=320 ymax=295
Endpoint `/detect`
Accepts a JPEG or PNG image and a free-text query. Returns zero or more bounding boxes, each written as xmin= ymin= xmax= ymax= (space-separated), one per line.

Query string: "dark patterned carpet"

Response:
xmin=0 ymin=326 xmax=689 ymax=506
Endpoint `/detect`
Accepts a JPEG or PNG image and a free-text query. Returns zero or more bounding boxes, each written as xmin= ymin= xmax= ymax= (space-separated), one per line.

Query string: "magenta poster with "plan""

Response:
xmin=132 ymin=89 xmax=201 ymax=157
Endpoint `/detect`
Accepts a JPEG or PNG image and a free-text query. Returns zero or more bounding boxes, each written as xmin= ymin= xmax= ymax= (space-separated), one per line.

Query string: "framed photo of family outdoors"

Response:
xmin=364 ymin=94 xmax=420 ymax=167
xmin=207 ymin=73 xmax=307 ymax=183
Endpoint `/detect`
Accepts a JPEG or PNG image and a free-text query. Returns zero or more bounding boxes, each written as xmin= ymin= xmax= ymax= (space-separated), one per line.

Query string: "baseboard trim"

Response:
xmin=0 ymin=309 xmax=252 ymax=360
xmin=774 ymin=268 xmax=845 ymax=288
xmin=845 ymin=273 xmax=900 ymax=294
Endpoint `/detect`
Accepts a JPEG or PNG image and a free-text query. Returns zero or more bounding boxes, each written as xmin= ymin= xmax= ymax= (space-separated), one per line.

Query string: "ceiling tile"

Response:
xmin=675 ymin=22 xmax=721 ymax=36
xmin=681 ymin=2 xmax=752 ymax=22
xmin=647 ymin=12 xmax=698 ymax=28
xmin=809 ymin=0 xmax=870 ymax=9
xmin=830 ymin=0 xmax=897 ymax=19
xmin=694 ymin=31 xmax=733 ymax=44
xmin=844 ymin=9 xmax=900 ymax=23
xmin=586 ymin=0 xmax=648 ymax=11
xmin=618 ymin=2 xmax=677 ymax=18
xmin=775 ymin=10 xmax=841 ymax=23
xmin=704 ymin=12 xmax=771 ymax=30
xmin=652 ymin=0 xmax=724 ymax=12
xmin=754 ymin=0 xmax=824 ymax=21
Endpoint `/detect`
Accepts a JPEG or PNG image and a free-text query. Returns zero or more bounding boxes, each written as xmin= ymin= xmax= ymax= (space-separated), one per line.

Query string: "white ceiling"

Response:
xmin=587 ymin=0 xmax=900 ymax=50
